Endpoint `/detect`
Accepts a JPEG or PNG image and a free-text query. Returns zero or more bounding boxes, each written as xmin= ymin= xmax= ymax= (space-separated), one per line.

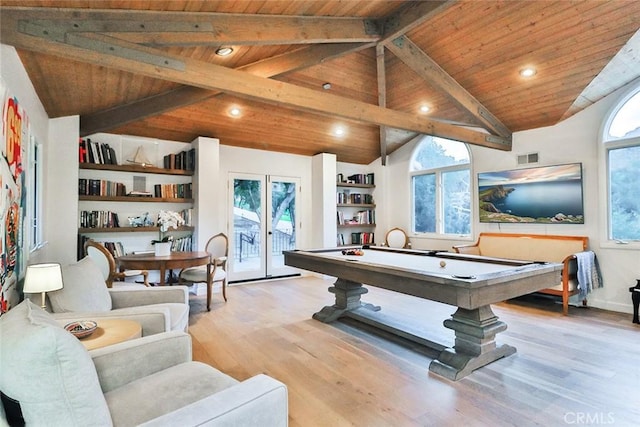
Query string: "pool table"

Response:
xmin=283 ymin=245 xmax=563 ymax=380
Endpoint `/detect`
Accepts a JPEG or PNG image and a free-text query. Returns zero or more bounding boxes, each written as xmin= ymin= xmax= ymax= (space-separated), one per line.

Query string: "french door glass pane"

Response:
xmin=271 ymin=180 xmax=297 ymax=270
xmin=233 ymin=178 xmax=262 ymax=273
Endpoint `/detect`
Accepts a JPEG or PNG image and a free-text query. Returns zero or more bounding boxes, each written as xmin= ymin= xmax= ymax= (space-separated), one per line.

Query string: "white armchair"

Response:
xmin=33 ymin=256 xmax=190 ymax=334
xmin=0 ymin=300 xmax=288 ymax=426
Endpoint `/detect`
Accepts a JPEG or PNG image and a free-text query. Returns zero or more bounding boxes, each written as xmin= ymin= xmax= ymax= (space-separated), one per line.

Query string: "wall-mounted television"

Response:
xmin=478 ymin=162 xmax=584 ymax=224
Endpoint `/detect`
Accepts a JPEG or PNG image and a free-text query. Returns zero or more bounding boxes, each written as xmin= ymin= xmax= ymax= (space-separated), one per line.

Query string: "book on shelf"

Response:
xmin=153 ymin=183 xmax=193 ymax=199
xmin=337 ymin=192 xmax=374 ymax=205
xmin=163 ymin=148 xmax=196 ymax=171
xmin=127 ymin=191 xmax=153 ymax=197
xmin=79 ymin=138 xmax=118 ymax=165
xmin=345 ymin=173 xmax=374 ymax=185
xmin=79 ymin=179 xmax=127 ymax=197
xmin=79 ymin=210 xmax=120 ymax=228
xmin=77 ymin=236 xmax=125 ymax=260
xmin=349 ymin=232 xmax=374 ymax=245
xmin=171 ymin=235 xmax=193 ymax=252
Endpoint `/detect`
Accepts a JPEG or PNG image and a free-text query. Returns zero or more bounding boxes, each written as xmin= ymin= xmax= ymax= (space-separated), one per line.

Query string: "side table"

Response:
xmin=77 ymin=318 xmax=142 ymax=350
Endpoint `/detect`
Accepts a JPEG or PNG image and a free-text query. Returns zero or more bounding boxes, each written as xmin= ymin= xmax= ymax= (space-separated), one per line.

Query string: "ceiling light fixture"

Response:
xmin=215 ymin=47 xmax=234 ymax=57
xmin=322 ymin=82 xmax=332 ymax=90
xmin=519 ymin=67 xmax=537 ymax=78
xmin=229 ymin=107 xmax=241 ymax=117
xmin=419 ymin=105 xmax=431 ymax=113
xmin=333 ymin=126 xmax=346 ymax=137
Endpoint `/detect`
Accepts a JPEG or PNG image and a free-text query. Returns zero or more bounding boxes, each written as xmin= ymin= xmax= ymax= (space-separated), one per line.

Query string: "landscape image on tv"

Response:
xmin=478 ymin=163 xmax=584 ymax=224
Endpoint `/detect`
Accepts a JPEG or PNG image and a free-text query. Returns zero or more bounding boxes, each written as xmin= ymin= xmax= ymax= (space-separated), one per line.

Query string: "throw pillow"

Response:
xmin=49 ymin=256 xmax=112 ymax=312
xmin=0 ymin=299 xmax=112 ymax=425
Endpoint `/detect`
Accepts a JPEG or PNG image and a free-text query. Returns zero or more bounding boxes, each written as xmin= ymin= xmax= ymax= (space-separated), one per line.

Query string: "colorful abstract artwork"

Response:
xmin=1 ymin=78 xmax=28 ymax=314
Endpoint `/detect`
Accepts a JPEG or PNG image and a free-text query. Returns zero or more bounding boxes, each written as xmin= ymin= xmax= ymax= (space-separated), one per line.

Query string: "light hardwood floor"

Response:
xmin=188 ymin=276 xmax=639 ymax=427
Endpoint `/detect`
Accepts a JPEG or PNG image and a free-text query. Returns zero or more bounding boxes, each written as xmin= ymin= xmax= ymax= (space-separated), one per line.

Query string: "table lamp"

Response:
xmin=23 ymin=263 xmax=64 ymax=309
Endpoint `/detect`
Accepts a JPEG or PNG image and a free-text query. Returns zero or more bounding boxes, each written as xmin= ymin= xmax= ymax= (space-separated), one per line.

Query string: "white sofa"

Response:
xmin=0 ymin=300 xmax=288 ymax=426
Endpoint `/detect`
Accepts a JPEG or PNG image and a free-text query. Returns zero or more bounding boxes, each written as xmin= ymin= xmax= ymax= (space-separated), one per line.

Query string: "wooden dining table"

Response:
xmin=117 ymin=251 xmax=210 ymax=286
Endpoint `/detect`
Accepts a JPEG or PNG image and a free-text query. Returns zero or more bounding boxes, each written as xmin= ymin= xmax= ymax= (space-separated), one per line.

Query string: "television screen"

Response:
xmin=478 ymin=163 xmax=584 ymax=224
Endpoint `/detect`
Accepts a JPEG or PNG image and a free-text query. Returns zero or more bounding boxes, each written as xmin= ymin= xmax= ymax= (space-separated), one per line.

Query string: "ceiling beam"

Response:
xmin=376 ymin=44 xmax=388 ymax=166
xmin=385 ymin=36 xmax=512 ymax=140
xmin=1 ymin=15 xmax=511 ymax=150
xmin=80 ymin=42 xmax=372 ymax=136
xmin=379 ymin=0 xmax=456 ymax=43
xmin=4 ymin=7 xmax=380 ymax=46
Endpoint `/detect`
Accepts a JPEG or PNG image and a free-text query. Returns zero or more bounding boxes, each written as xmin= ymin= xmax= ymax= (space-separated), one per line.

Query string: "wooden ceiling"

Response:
xmin=1 ymin=1 xmax=639 ymax=164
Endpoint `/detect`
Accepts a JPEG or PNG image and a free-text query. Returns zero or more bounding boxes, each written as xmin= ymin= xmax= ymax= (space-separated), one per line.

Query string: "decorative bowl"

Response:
xmin=64 ymin=320 xmax=98 ymax=339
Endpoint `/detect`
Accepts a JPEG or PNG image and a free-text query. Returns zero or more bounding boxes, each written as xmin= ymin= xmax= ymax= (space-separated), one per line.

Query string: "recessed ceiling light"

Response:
xmin=333 ymin=126 xmax=346 ymax=137
xmin=419 ymin=105 xmax=431 ymax=113
xmin=229 ymin=107 xmax=241 ymax=117
xmin=322 ymin=82 xmax=332 ymax=90
xmin=519 ymin=67 xmax=537 ymax=78
xmin=216 ymin=47 xmax=234 ymax=56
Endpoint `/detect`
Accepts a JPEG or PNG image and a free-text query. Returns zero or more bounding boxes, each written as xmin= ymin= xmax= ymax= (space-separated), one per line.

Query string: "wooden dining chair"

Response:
xmin=384 ymin=227 xmax=411 ymax=249
xmin=84 ymin=240 xmax=149 ymax=287
xmin=178 ymin=233 xmax=228 ymax=311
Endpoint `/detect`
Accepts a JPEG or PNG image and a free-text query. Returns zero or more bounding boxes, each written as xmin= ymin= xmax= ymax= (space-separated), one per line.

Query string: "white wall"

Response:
xmin=312 ymin=153 xmax=337 ymax=248
xmin=381 ymin=81 xmax=640 ymax=314
xmin=1 ymin=44 xmax=58 ymax=266
xmin=46 ymin=116 xmax=79 ymax=266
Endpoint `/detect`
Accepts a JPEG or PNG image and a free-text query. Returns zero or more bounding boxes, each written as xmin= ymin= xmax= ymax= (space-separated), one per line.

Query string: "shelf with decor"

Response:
xmin=336 ymin=203 xmax=376 ymax=208
xmin=337 ymin=223 xmax=376 ymax=228
xmin=79 ymin=162 xmax=193 ymax=176
xmin=336 ymin=172 xmax=375 ymax=246
xmin=78 ymin=226 xmax=195 ymax=234
xmin=77 ymin=134 xmax=196 ymax=259
xmin=79 ymin=195 xmax=194 ymax=203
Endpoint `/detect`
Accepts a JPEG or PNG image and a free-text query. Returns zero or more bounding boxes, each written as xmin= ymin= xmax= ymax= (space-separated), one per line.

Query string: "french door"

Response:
xmin=228 ymin=173 xmax=300 ymax=282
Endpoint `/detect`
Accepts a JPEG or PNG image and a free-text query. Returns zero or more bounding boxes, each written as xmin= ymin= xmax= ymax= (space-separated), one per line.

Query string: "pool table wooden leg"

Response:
xmin=312 ymin=278 xmax=380 ymax=323
xmin=429 ymin=305 xmax=516 ymax=381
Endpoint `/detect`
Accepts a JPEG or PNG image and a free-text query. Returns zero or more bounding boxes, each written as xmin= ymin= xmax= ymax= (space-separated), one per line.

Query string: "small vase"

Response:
xmin=154 ymin=242 xmax=172 ymax=257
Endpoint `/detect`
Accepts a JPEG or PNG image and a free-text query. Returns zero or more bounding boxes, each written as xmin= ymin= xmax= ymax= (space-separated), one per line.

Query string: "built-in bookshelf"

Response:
xmin=336 ymin=173 xmax=375 ymax=246
xmin=77 ymin=134 xmax=196 ymax=258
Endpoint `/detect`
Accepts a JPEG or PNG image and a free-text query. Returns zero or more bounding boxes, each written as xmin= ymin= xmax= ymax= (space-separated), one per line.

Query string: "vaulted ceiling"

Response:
xmin=1 ymin=1 xmax=639 ymax=164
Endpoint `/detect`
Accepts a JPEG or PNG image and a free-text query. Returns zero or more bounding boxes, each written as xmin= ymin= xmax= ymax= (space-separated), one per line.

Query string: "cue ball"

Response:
xmin=439 ymin=260 xmax=446 ymax=268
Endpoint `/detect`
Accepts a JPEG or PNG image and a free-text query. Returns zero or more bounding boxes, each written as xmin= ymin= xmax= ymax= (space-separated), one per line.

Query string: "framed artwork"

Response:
xmin=478 ymin=163 xmax=584 ymax=224
xmin=1 ymin=77 xmax=29 ymax=314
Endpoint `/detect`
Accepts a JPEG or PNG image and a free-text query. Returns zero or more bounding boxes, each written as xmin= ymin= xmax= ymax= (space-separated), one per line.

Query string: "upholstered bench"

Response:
xmin=453 ymin=232 xmax=588 ymax=315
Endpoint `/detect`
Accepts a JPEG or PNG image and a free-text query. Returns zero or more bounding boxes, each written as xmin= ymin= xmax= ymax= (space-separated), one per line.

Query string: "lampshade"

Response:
xmin=23 ymin=263 xmax=64 ymax=294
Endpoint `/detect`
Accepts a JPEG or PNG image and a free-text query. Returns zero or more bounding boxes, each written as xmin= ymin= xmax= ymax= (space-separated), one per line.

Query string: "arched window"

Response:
xmin=602 ymin=83 xmax=640 ymax=242
xmin=410 ymin=136 xmax=471 ymax=236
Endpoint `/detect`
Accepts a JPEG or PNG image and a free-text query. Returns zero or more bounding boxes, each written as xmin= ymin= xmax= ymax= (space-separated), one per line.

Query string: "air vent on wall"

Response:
xmin=517 ymin=152 xmax=539 ymax=165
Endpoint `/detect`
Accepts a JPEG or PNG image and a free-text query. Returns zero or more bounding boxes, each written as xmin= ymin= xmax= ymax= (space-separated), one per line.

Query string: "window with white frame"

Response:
xmin=410 ymin=135 xmax=471 ymax=237
xmin=602 ymin=84 xmax=640 ymax=242
xmin=28 ymin=135 xmax=44 ymax=250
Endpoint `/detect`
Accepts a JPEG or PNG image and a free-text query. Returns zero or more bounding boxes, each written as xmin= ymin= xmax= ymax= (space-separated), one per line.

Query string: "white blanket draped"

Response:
xmin=575 ymin=250 xmax=603 ymax=299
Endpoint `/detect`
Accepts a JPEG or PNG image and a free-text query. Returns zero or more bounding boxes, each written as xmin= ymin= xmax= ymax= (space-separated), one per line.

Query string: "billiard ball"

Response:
xmin=439 ymin=260 xmax=446 ymax=268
